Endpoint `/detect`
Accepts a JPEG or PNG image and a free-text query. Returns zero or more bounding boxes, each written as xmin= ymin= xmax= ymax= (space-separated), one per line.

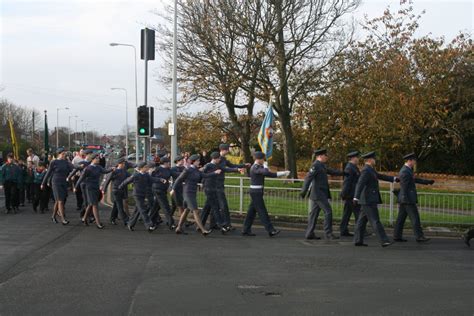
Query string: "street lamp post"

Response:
xmin=74 ymin=117 xmax=79 ymax=145
xmin=171 ymin=0 xmax=178 ymax=165
xmin=68 ymin=115 xmax=78 ymax=151
xmin=110 ymin=42 xmax=139 ymax=164
xmin=111 ymin=88 xmax=129 ymax=156
xmin=56 ymin=107 xmax=69 ymax=149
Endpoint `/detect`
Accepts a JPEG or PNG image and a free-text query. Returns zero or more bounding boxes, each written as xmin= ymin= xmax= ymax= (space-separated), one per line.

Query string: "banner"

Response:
xmin=257 ymin=105 xmax=274 ymax=159
xmin=8 ymin=116 xmax=19 ymax=160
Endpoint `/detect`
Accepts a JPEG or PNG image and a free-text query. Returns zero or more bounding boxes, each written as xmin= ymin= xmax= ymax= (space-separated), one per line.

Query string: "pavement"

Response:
xmin=0 ymin=196 xmax=473 ymax=316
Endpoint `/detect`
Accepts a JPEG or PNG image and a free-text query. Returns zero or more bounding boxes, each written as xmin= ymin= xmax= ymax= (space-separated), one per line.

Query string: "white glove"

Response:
xmin=277 ymin=171 xmax=290 ymax=177
xmin=263 ymin=162 xmax=268 ymax=169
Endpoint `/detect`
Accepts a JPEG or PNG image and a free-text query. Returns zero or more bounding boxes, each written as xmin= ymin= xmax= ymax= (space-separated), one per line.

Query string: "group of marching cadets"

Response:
xmin=15 ymin=142 xmax=472 ymax=248
xmin=300 ymin=149 xmax=436 ymax=247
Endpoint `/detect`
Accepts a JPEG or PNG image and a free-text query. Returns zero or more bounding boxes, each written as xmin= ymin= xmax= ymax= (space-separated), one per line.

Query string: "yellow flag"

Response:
xmin=8 ymin=117 xmax=19 ymax=160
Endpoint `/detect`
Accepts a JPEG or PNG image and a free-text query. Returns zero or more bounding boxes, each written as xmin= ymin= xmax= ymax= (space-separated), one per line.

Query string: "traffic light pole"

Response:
xmin=143 ymin=31 xmax=149 ymax=162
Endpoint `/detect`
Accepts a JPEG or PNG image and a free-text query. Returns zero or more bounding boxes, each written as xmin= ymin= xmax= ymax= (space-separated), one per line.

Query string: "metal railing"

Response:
xmin=195 ymin=177 xmax=473 ymax=227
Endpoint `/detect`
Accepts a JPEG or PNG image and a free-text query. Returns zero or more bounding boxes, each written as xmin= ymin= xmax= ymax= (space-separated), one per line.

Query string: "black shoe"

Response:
xmin=394 ymin=238 xmax=408 ymax=242
xmin=382 ymin=241 xmax=393 ymax=247
xmin=463 ymin=234 xmax=471 ymax=247
xmin=269 ymin=230 xmax=280 ymax=237
xmin=127 ymin=225 xmax=134 ymax=231
xmin=340 ymin=232 xmax=354 ymax=237
xmin=355 ymin=242 xmax=368 ymax=247
xmin=62 ymin=220 xmax=70 ymax=226
xmin=416 ymin=237 xmax=431 ymax=243
xmin=242 ymin=232 xmax=256 ymax=237
xmin=221 ymin=227 xmax=230 ymax=234
xmin=81 ymin=218 xmax=89 ymax=226
xmin=326 ymin=234 xmax=339 ymax=240
xmin=33 ymin=207 xmax=38 ymax=213
xmin=228 ymin=225 xmax=236 ymax=231
xmin=20 ymin=204 xmax=25 ymax=207
xmin=306 ymin=234 xmax=321 ymax=240
xmin=96 ymin=224 xmax=105 ymax=229
xmin=110 ymin=219 xmax=117 ymax=225
xmin=148 ymin=226 xmax=156 ymax=233
xmin=52 ymin=217 xmax=58 ymax=224
xmin=169 ymin=224 xmax=177 ymax=230
xmin=157 ymin=219 xmax=164 ymax=225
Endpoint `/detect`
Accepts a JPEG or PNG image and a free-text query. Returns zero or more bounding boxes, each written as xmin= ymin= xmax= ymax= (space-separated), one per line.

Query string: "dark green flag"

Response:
xmin=44 ymin=111 xmax=49 ymax=156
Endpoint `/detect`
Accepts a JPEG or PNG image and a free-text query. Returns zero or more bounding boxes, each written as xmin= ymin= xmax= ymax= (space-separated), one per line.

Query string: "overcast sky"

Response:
xmin=0 ymin=0 xmax=472 ymax=136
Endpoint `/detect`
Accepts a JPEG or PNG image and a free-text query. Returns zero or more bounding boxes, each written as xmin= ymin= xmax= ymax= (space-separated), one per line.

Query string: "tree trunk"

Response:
xmin=278 ymin=110 xmax=297 ymax=178
xmin=274 ymin=0 xmax=297 ymax=178
xmin=240 ymin=120 xmax=252 ymax=163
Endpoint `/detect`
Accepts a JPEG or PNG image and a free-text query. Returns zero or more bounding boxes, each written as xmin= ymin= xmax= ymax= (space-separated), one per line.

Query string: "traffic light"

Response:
xmin=137 ymin=106 xmax=149 ymax=137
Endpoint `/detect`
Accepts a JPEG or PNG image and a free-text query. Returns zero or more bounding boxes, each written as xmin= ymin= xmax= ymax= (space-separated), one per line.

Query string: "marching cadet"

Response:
xmin=242 ymin=152 xmax=289 ymax=237
xmin=150 ymin=157 xmax=175 ymax=230
xmin=171 ymin=154 xmax=221 ymax=236
xmin=101 ymin=158 xmax=130 ymax=226
xmin=215 ymin=144 xmax=250 ymax=231
xmin=170 ymin=156 xmax=187 ymax=221
xmin=32 ymin=162 xmax=50 ymax=213
xmin=200 ymin=152 xmax=227 ymax=233
xmin=42 ymin=148 xmax=74 ymax=225
xmin=353 ymin=151 xmax=398 ymax=247
xmin=68 ymin=151 xmax=93 ymax=220
xmin=393 ymin=153 xmax=434 ymax=242
xmin=75 ymin=154 xmax=114 ymax=229
xmin=119 ymin=162 xmax=160 ymax=232
xmin=301 ymin=149 xmax=346 ymax=240
xmin=339 ymin=151 xmax=361 ymax=237
xmin=0 ymin=153 xmax=21 ymax=214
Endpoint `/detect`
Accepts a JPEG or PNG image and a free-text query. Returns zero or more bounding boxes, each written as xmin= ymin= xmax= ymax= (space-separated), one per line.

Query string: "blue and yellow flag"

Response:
xmin=257 ymin=105 xmax=274 ymax=159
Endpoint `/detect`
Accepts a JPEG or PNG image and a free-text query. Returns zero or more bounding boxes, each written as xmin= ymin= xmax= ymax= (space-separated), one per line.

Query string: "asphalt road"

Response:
xmin=0 ymin=198 xmax=472 ymax=316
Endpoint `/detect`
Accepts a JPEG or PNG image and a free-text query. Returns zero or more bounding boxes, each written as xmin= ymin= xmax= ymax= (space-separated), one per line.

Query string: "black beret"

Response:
xmin=254 ymin=151 xmax=265 ymax=159
xmin=157 ymin=150 xmax=167 ymax=158
xmin=361 ymin=151 xmax=376 ymax=159
xmin=403 ymin=152 xmax=417 ymax=161
xmin=137 ymin=162 xmax=147 ymax=169
xmin=219 ymin=144 xmax=230 ymax=151
xmin=210 ymin=152 xmax=220 ymax=159
xmin=56 ymin=147 xmax=65 ymax=154
xmin=313 ymin=148 xmax=327 ymax=156
xmin=147 ymin=161 xmax=156 ymax=168
xmin=160 ymin=157 xmax=170 ymax=164
xmin=347 ymin=151 xmax=360 ymax=158
xmin=189 ymin=154 xmax=200 ymax=162
xmin=116 ymin=158 xmax=126 ymax=165
xmin=174 ymin=155 xmax=183 ymax=163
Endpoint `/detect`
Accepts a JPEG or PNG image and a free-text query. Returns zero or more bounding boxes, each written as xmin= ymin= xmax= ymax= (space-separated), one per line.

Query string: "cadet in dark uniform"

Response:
xmin=119 ymin=162 xmax=159 ymax=232
xmin=216 ymin=144 xmax=249 ymax=230
xmin=242 ymin=152 xmax=289 ymax=237
xmin=301 ymin=149 xmax=345 ymax=240
xmin=42 ymin=148 xmax=74 ymax=225
xmin=171 ymin=154 xmax=221 ymax=235
xmin=353 ymin=151 xmax=398 ymax=247
xmin=150 ymin=157 xmax=175 ymax=229
xmin=0 ymin=153 xmax=21 ymax=214
xmin=393 ymin=153 xmax=434 ymax=242
xmin=200 ymin=152 xmax=226 ymax=233
xmin=339 ymin=151 xmax=361 ymax=236
xmin=101 ymin=158 xmax=130 ymax=226
xmin=32 ymin=162 xmax=50 ymax=214
xmin=75 ymin=154 xmax=114 ymax=229
xmin=170 ymin=156 xmax=186 ymax=219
